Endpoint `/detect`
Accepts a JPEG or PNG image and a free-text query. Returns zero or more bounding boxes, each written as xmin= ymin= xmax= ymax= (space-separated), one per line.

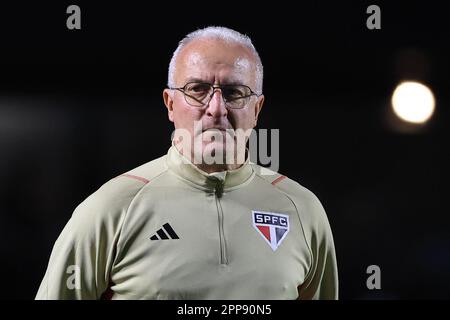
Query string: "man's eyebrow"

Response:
xmin=222 ymin=80 xmax=245 ymax=86
xmin=183 ymin=77 xmax=244 ymax=86
xmin=184 ymin=77 xmax=208 ymax=84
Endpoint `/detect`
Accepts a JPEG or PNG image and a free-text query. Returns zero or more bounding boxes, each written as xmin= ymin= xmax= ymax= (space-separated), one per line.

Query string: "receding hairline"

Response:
xmin=168 ymin=27 xmax=264 ymax=94
xmin=175 ymin=37 xmax=258 ymax=71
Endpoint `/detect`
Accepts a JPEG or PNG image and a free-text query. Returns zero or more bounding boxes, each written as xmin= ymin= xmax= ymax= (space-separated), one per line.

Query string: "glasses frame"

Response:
xmin=169 ymin=81 xmax=262 ymax=109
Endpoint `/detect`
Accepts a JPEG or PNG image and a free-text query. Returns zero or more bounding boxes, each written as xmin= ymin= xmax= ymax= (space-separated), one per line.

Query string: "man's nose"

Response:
xmin=205 ymin=89 xmax=228 ymax=118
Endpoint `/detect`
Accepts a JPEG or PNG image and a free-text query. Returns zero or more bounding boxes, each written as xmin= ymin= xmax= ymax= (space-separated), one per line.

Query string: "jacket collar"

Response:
xmin=165 ymin=142 xmax=254 ymax=192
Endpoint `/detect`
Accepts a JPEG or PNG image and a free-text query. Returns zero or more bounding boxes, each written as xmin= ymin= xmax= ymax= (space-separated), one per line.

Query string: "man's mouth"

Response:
xmin=199 ymin=128 xmax=236 ymax=142
xmin=202 ymin=127 xmax=232 ymax=134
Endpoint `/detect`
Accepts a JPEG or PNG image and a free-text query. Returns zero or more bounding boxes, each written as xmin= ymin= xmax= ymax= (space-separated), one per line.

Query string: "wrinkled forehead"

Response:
xmin=175 ymin=39 xmax=257 ymax=86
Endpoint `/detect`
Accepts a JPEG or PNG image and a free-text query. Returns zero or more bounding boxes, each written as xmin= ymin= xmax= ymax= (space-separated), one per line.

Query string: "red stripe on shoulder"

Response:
xmin=120 ymin=174 xmax=150 ymax=184
xmin=271 ymin=175 xmax=287 ymax=186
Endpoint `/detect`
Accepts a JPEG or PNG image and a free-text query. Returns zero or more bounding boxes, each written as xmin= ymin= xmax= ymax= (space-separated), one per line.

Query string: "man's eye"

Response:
xmin=224 ymin=87 xmax=245 ymax=99
xmin=186 ymin=83 xmax=210 ymax=93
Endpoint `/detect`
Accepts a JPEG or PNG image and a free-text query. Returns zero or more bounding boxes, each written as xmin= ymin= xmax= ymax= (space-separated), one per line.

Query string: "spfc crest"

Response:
xmin=252 ymin=211 xmax=289 ymax=251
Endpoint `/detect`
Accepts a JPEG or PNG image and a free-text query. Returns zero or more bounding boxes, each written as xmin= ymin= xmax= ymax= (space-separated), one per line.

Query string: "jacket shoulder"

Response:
xmin=251 ymin=164 xmax=316 ymax=201
xmin=251 ymin=164 xmax=329 ymax=229
xmin=70 ymin=155 xmax=168 ymax=227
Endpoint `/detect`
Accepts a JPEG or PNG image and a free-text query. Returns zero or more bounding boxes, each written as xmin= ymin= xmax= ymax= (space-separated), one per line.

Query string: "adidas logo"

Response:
xmin=150 ymin=223 xmax=179 ymax=240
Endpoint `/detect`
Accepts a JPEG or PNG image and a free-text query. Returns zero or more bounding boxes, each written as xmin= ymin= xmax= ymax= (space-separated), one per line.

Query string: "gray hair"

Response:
xmin=167 ymin=26 xmax=263 ymax=94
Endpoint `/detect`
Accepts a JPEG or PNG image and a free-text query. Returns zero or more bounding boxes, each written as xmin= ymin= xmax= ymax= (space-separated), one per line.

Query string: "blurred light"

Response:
xmin=391 ymin=81 xmax=435 ymax=124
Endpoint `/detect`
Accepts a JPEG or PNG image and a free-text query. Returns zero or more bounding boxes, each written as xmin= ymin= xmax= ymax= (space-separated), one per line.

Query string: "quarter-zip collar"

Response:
xmin=166 ymin=142 xmax=254 ymax=192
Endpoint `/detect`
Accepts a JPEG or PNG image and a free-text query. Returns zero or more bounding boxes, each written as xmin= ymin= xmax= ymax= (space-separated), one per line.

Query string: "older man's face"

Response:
xmin=163 ymin=38 xmax=264 ymax=166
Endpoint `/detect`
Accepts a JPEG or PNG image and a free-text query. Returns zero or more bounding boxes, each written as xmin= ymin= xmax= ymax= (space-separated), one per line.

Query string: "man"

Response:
xmin=36 ymin=26 xmax=338 ymax=299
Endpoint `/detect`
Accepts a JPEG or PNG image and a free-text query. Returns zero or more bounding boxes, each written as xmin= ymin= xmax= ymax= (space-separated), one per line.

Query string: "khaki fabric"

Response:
xmin=36 ymin=145 xmax=338 ymax=299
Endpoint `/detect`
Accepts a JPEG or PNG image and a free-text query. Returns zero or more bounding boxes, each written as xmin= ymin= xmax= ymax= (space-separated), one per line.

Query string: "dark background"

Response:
xmin=0 ymin=1 xmax=448 ymax=299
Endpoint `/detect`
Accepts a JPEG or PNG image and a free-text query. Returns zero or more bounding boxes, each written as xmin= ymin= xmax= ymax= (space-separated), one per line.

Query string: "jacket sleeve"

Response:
xmin=35 ymin=181 xmax=133 ymax=300
xmin=297 ymin=192 xmax=339 ymax=300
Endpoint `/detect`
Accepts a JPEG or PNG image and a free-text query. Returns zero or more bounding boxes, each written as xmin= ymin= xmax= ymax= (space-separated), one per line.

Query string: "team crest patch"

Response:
xmin=252 ymin=211 xmax=289 ymax=251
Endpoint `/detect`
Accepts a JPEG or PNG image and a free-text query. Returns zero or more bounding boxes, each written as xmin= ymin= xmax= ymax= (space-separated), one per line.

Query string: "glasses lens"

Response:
xmin=184 ymin=83 xmax=212 ymax=107
xmin=223 ymin=85 xmax=252 ymax=109
xmin=180 ymin=83 xmax=254 ymax=108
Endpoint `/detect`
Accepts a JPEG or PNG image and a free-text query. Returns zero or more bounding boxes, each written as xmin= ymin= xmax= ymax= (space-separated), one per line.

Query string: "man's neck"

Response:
xmin=173 ymin=142 xmax=247 ymax=174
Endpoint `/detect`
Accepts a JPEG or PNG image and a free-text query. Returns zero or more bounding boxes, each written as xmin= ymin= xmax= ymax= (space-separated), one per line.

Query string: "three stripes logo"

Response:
xmin=150 ymin=223 xmax=179 ymax=240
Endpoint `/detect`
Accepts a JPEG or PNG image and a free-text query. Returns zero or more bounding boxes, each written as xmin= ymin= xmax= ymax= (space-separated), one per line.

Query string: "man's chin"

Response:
xmin=191 ymin=142 xmax=231 ymax=165
xmin=202 ymin=141 xmax=229 ymax=155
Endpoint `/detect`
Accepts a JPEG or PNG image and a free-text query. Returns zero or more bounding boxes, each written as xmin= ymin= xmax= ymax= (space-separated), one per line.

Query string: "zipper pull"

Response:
xmin=215 ymin=181 xmax=224 ymax=197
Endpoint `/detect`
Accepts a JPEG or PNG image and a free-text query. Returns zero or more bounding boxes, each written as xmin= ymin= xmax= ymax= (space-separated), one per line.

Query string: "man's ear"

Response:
xmin=163 ymin=89 xmax=175 ymax=122
xmin=253 ymin=95 xmax=265 ymax=127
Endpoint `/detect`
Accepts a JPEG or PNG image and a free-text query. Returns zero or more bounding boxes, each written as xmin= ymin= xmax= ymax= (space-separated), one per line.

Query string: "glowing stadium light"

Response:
xmin=391 ymin=81 xmax=435 ymax=124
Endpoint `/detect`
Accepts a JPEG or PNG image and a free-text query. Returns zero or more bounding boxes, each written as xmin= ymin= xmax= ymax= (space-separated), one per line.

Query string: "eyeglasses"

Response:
xmin=169 ymin=82 xmax=261 ymax=109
